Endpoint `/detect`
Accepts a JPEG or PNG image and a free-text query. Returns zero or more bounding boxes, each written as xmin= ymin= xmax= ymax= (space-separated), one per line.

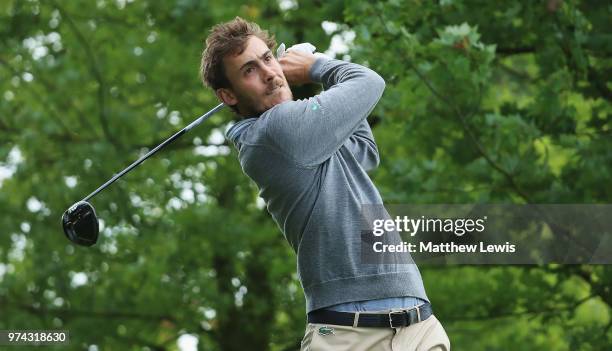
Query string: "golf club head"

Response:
xmin=62 ymin=201 xmax=99 ymax=246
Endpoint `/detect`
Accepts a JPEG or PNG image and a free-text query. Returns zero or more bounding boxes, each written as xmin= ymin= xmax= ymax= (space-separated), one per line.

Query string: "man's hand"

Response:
xmin=278 ymin=50 xmax=317 ymax=86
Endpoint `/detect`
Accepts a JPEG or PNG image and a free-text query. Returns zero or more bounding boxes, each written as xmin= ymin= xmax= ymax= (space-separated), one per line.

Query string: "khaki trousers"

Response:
xmin=300 ymin=314 xmax=450 ymax=351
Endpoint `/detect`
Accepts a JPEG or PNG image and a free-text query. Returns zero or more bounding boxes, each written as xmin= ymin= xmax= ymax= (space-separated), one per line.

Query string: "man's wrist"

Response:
xmin=308 ymin=56 xmax=332 ymax=84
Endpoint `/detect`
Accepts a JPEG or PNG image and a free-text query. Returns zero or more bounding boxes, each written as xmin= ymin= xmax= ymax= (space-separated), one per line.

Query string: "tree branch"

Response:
xmin=586 ymin=65 xmax=612 ymax=101
xmin=444 ymin=294 xmax=595 ymax=323
xmin=49 ymin=1 xmax=119 ymax=149
xmin=62 ymin=12 xmax=141 ymax=29
xmin=376 ymin=12 xmax=534 ymax=204
xmin=112 ymin=333 xmax=167 ymax=351
xmin=0 ymin=298 xmax=176 ymax=324
xmin=0 ymin=56 xmax=78 ymax=138
xmin=496 ymin=61 xmax=535 ymax=81
xmin=495 ymin=46 xmax=535 ymax=55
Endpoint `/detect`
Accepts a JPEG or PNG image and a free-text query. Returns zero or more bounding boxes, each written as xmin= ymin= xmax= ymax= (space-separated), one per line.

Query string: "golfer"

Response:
xmin=201 ymin=17 xmax=450 ymax=350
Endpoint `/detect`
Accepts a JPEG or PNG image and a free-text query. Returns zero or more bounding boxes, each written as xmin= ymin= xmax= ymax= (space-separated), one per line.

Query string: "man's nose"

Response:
xmin=261 ymin=65 xmax=275 ymax=81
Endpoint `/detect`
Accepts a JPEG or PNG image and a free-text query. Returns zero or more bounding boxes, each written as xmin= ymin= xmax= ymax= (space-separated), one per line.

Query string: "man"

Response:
xmin=201 ymin=17 xmax=450 ymax=350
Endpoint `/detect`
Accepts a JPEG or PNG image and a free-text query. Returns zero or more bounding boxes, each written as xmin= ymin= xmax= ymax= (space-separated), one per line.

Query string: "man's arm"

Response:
xmin=266 ymin=53 xmax=385 ymax=166
xmin=344 ymin=119 xmax=380 ymax=171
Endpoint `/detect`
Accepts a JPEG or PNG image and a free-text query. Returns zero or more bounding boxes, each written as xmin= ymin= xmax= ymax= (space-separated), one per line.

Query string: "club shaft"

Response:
xmin=82 ymin=103 xmax=225 ymax=202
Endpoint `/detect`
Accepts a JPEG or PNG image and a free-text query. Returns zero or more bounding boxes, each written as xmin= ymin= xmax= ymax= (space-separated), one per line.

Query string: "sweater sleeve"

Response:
xmin=343 ymin=119 xmax=380 ymax=171
xmin=265 ymin=57 xmax=385 ymax=166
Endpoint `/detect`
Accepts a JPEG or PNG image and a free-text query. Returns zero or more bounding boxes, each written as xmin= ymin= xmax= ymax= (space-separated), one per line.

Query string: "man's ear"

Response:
xmin=215 ymin=88 xmax=238 ymax=106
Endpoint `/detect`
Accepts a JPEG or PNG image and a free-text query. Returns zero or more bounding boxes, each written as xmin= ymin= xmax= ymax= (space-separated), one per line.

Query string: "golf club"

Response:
xmin=62 ymin=103 xmax=225 ymax=246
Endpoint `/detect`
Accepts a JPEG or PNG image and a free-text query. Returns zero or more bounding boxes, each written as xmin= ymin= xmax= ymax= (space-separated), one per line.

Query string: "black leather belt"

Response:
xmin=307 ymin=303 xmax=433 ymax=328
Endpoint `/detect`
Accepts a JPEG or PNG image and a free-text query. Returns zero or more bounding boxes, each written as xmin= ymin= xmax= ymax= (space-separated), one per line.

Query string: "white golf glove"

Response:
xmin=276 ymin=42 xmax=329 ymax=59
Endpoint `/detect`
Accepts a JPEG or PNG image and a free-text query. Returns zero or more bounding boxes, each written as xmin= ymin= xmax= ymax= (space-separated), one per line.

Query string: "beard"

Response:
xmin=234 ymin=79 xmax=293 ymax=117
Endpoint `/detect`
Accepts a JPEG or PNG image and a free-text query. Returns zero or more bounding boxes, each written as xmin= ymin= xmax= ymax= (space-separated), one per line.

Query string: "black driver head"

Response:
xmin=62 ymin=201 xmax=99 ymax=246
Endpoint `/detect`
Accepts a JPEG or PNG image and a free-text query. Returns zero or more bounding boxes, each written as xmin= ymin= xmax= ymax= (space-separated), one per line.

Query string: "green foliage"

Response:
xmin=0 ymin=0 xmax=610 ymax=350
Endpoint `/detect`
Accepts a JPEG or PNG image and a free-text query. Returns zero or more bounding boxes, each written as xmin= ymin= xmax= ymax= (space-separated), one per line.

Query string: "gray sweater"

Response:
xmin=225 ymin=57 xmax=428 ymax=313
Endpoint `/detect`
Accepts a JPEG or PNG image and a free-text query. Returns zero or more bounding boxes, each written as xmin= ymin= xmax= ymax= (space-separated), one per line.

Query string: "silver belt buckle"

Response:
xmin=389 ymin=304 xmax=423 ymax=328
xmin=388 ymin=310 xmax=406 ymax=329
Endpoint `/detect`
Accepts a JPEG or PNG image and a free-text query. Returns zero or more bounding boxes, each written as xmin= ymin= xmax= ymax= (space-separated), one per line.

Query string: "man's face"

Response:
xmin=218 ymin=36 xmax=293 ymax=116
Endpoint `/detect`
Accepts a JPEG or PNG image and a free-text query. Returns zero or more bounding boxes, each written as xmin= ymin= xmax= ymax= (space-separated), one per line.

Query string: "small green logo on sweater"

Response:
xmin=318 ymin=326 xmax=334 ymax=336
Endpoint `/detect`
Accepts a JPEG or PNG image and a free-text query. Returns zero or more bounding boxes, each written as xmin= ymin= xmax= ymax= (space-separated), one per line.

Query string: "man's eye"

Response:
xmin=245 ymin=67 xmax=254 ymax=75
xmin=264 ymin=55 xmax=272 ymax=62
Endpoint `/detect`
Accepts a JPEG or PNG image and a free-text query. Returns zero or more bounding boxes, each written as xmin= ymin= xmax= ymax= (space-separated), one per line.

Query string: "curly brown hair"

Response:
xmin=201 ymin=17 xmax=276 ymax=90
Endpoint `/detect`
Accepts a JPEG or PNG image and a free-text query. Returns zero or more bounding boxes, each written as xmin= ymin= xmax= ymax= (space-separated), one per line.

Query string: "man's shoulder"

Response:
xmin=262 ymin=98 xmax=323 ymax=132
